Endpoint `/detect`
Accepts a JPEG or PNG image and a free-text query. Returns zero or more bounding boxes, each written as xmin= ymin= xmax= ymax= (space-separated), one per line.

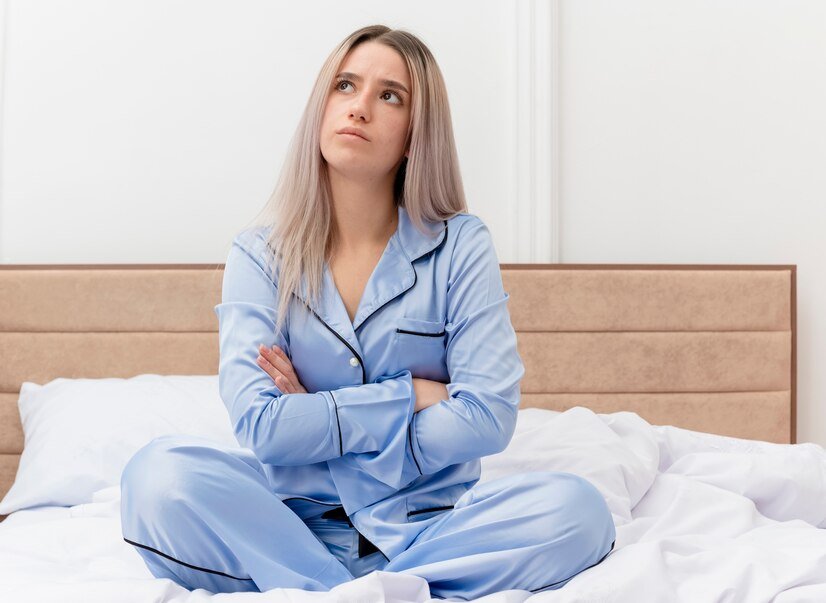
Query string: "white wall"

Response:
xmin=0 ymin=0 xmax=550 ymax=264
xmin=559 ymin=0 xmax=826 ymax=446
xmin=1 ymin=1 xmax=824 ymax=445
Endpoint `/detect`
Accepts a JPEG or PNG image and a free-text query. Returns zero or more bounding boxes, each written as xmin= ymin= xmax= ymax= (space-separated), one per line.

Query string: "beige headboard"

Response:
xmin=0 ymin=263 xmax=796 ymax=522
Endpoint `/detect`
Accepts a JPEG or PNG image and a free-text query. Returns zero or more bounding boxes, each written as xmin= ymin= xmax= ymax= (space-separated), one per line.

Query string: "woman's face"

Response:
xmin=319 ymin=41 xmax=412 ymax=180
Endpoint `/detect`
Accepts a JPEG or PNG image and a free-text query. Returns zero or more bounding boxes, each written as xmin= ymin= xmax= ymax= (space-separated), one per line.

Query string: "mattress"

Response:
xmin=2 ymin=406 xmax=825 ymax=603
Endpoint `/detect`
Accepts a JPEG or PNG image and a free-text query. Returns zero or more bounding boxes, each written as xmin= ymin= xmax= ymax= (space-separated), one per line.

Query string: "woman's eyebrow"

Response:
xmin=335 ymin=71 xmax=409 ymax=95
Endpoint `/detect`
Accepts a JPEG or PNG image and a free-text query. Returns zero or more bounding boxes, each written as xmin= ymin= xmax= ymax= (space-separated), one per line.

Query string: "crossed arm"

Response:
xmin=255 ymin=343 xmax=447 ymax=414
xmin=215 ymin=219 xmax=524 ymax=483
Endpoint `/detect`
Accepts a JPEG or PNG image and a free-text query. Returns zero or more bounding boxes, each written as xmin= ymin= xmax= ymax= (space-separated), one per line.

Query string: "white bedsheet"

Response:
xmin=2 ymin=406 xmax=826 ymax=603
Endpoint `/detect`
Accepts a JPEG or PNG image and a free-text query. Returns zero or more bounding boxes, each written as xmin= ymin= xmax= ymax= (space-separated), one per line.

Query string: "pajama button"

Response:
xmin=349 ymin=357 xmax=359 ymax=367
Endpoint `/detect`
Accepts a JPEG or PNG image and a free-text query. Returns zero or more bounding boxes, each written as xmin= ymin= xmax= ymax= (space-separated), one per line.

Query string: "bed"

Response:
xmin=2 ymin=260 xmax=824 ymax=603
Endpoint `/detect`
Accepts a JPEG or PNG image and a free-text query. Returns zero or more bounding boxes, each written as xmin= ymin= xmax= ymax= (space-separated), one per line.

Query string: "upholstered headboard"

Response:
xmin=0 ymin=262 xmax=796 ymax=521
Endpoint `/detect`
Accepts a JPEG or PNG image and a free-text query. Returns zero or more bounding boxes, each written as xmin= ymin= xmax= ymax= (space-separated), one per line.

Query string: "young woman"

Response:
xmin=120 ymin=24 xmax=616 ymax=599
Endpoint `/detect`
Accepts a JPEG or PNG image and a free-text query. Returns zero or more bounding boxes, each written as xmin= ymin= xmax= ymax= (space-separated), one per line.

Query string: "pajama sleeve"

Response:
xmin=214 ymin=229 xmax=416 ymax=467
xmin=407 ymin=218 xmax=526 ymax=476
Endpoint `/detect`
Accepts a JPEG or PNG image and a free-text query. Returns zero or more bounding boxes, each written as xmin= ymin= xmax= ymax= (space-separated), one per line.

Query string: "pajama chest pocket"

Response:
xmin=393 ymin=317 xmax=447 ymax=380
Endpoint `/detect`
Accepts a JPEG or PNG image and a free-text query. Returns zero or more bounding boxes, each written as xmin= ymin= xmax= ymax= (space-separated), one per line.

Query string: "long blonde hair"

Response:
xmin=249 ymin=24 xmax=468 ymax=336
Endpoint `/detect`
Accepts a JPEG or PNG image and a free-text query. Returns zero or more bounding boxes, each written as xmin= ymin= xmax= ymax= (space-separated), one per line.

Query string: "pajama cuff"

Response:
xmin=322 ymin=370 xmax=416 ymax=457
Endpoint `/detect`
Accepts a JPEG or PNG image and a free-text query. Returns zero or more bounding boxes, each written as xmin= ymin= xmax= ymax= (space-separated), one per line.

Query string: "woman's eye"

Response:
xmin=335 ymin=79 xmax=402 ymax=105
xmin=381 ymin=91 xmax=402 ymax=105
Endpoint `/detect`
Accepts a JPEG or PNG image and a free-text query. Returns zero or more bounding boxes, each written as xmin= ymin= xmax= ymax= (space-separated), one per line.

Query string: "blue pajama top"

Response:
xmin=213 ymin=204 xmax=526 ymax=560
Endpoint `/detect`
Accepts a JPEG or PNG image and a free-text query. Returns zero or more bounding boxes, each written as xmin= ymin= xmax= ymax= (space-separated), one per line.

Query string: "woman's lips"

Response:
xmin=339 ymin=132 xmax=368 ymax=141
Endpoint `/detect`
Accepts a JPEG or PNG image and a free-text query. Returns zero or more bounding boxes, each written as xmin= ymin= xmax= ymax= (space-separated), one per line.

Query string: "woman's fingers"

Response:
xmin=257 ymin=344 xmax=308 ymax=394
xmin=257 ymin=354 xmax=295 ymax=393
xmin=271 ymin=346 xmax=308 ymax=393
xmin=259 ymin=345 xmax=302 ymax=385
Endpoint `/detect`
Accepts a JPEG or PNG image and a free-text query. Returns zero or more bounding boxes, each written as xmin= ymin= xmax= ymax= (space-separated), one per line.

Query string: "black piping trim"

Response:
xmin=306 ymin=308 xmax=367 ymax=383
xmin=330 ymin=390 xmax=343 ymax=456
xmin=407 ymin=504 xmax=454 ymax=517
xmin=123 ymin=537 xmax=254 ymax=582
xmin=528 ymin=539 xmax=616 ymax=593
xmin=287 ymin=293 xmax=367 ymax=382
xmin=408 ymin=418 xmax=423 ymax=475
xmin=396 ymin=329 xmax=446 ymax=337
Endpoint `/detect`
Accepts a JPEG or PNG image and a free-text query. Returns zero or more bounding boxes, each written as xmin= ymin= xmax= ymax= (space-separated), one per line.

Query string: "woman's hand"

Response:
xmin=256 ymin=343 xmax=444 ymax=408
xmin=256 ymin=344 xmax=308 ymax=394
xmin=412 ymin=378 xmax=448 ymax=413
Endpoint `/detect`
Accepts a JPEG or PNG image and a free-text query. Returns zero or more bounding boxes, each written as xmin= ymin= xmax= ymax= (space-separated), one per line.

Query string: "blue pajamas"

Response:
xmin=121 ymin=434 xmax=615 ymax=600
xmin=120 ymin=207 xmax=616 ymax=599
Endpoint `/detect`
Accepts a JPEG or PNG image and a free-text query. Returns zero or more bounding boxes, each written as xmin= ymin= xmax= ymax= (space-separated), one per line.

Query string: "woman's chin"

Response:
xmin=325 ymin=159 xmax=383 ymax=180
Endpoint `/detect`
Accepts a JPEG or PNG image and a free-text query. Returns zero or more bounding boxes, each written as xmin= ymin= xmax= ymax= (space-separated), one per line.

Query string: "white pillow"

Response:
xmin=0 ymin=374 xmax=239 ymax=515
xmin=479 ymin=406 xmax=660 ymax=525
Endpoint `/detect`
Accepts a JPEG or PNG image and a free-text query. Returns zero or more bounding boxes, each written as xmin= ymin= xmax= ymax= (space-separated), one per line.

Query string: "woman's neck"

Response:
xmin=328 ymin=173 xmax=398 ymax=256
xmin=331 ymin=205 xmax=397 ymax=258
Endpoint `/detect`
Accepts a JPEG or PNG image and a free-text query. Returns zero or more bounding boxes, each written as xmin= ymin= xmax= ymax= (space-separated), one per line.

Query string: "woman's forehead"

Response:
xmin=339 ymin=43 xmax=411 ymax=88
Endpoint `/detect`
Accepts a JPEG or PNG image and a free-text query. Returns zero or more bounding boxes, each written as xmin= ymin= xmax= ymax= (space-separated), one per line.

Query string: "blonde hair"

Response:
xmin=249 ymin=24 xmax=468 ymax=336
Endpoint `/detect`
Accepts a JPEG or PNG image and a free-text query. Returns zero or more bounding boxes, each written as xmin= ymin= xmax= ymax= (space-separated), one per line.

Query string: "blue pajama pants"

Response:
xmin=120 ymin=435 xmax=616 ymax=600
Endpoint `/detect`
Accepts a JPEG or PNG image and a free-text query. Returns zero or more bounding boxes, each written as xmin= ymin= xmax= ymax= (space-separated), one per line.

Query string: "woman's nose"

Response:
xmin=349 ymin=107 xmax=367 ymax=121
xmin=348 ymin=95 xmax=370 ymax=121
